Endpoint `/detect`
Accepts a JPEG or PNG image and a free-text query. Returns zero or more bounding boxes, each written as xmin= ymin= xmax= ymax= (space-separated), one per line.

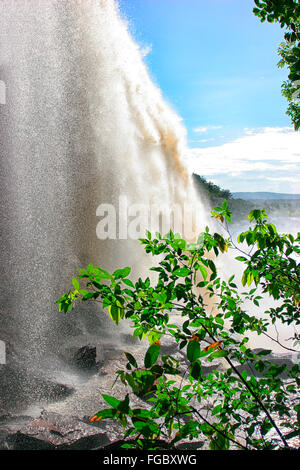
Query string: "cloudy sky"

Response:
xmin=119 ymin=0 xmax=300 ymax=194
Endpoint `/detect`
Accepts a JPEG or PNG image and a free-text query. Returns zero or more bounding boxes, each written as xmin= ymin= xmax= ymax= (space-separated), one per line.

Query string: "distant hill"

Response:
xmin=192 ymin=174 xmax=300 ymax=222
xmin=232 ymin=192 xmax=300 ymax=201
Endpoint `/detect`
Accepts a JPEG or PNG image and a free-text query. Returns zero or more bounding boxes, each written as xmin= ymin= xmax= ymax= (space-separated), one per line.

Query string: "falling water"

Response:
xmin=0 ymin=0 xmax=209 ymax=403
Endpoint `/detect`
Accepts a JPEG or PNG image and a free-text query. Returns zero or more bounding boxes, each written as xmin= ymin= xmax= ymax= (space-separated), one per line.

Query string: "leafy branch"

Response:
xmin=57 ymin=204 xmax=300 ymax=450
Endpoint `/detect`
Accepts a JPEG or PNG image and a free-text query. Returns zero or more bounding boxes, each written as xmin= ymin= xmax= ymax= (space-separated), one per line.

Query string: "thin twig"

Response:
xmin=169 ymin=302 xmax=290 ymax=448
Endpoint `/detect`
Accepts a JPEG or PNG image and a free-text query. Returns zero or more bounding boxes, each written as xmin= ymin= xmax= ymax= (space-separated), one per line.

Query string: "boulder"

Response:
xmin=60 ymin=344 xmax=104 ymax=371
xmin=0 ymin=366 xmax=74 ymax=412
xmin=235 ymin=350 xmax=299 ymax=378
xmin=0 ymin=414 xmax=36 ymax=450
xmin=3 ymin=411 xmax=111 ymax=450
xmin=72 ymin=345 xmax=97 ymax=369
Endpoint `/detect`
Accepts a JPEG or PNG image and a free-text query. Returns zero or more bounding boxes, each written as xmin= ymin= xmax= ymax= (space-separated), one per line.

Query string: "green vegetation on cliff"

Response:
xmin=192 ymin=173 xmax=300 ymax=224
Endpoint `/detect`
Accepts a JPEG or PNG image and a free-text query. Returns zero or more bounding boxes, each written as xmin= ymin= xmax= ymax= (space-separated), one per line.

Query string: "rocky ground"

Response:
xmin=0 ymin=331 xmax=205 ymax=450
xmin=0 ymin=327 xmax=299 ymax=450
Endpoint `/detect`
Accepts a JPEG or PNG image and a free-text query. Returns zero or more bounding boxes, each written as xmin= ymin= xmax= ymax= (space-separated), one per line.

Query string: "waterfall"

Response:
xmin=0 ymin=0 xmax=208 ymax=381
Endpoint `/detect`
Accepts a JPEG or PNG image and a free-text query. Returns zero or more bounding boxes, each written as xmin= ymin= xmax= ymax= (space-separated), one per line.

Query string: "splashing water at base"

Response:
xmin=0 ymin=2 xmax=296 ymax=420
xmin=0 ymin=0 xmax=210 ymax=403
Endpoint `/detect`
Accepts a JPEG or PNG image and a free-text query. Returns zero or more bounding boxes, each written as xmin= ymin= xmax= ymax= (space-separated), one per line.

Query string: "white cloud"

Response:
xmin=265 ymin=176 xmax=300 ymax=183
xmin=140 ymin=44 xmax=152 ymax=57
xmin=184 ymin=127 xmax=300 ymax=193
xmin=188 ymin=138 xmax=215 ymax=143
xmin=198 ymin=138 xmax=215 ymax=143
xmin=193 ymin=125 xmax=222 ymax=134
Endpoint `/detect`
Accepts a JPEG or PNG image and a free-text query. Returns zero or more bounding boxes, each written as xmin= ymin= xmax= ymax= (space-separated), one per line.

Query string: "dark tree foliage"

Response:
xmin=192 ymin=174 xmax=232 ymax=203
xmin=253 ymin=0 xmax=300 ymax=130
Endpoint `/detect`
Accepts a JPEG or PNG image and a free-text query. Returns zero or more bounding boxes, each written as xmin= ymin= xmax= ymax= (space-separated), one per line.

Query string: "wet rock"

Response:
xmin=84 ymin=417 xmax=124 ymax=449
xmin=235 ymin=350 xmax=299 ymax=378
xmin=0 ymin=414 xmax=35 ymax=449
xmin=3 ymin=411 xmax=111 ymax=450
xmin=0 ymin=366 xmax=74 ymax=412
xmin=119 ymin=333 xmax=139 ymax=345
xmin=72 ymin=345 xmax=97 ymax=369
xmin=0 ymin=408 xmax=12 ymax=423
xmin=0 ymin=412 xmax=31 ymax=426
xmin=60 ymin=344 xmax=104 ymax=371
xmin=176 ymin=440 xmax=205 ymax=450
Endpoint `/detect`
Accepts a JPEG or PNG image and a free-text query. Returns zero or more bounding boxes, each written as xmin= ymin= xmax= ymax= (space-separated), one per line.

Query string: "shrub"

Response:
xmin=57 ymin=203 xmax=300 ymax=450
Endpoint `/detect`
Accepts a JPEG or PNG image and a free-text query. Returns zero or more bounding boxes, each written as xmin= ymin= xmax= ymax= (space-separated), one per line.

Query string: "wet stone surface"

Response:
xmin=1 ymin=411 xmax=112 ymax=450
xmin=0 ymin=335 xmax=298 ymax=450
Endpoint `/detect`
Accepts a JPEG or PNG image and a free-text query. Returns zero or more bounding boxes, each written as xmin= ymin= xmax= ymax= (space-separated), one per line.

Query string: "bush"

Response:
xmin=57 ymin=203 xmax=300 ymax=450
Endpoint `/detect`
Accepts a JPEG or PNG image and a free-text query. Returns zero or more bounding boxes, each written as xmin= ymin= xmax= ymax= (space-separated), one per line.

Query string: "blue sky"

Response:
xmin=118 ymin=0 xmax=300 ymax=193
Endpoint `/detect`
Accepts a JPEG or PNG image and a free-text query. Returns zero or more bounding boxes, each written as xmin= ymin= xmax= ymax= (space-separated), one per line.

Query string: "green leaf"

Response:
xmin=187 ymin=340 xmax=201 ymax=362
xmin=90 ymin=408 xmax=117 ymax=421
xmin=190 ymin=361 xmax=202 ymax=380
xmin=257 ymin=349 xmax=272 ymax=356
xmin=144 ymin=344 xmax=160 ymax=368
xmin=102 ymin=394 xmax=121 ymax=409
xmin=113 ymin=267 xmax=131 ymax=279
xmin=173 ymin=267 xmax=191 ymax=277
xmin=79 ymin=289 xmax=89 ymax=296
xmin=189 ymin=319 xmax=203 ymax=327
xmin=209 ymin=432 xmax=229 ymax=450
xmin=198 ymin=264 xmax=208 ymax=280
xmin=118 ymin=394 xmax=130 ymax=414
xmin=235 ymin=256 xmax=247 ymax=262
xmin=123 ymin=278 xmax=134 ymax=288
xmin=147 ymin=330 xmax=162 ymax=345
xmin=72 ymin=277 xmax=79 ymax=290
xmin=247 ymin=272 xmax=254 ymax=286
xmin=95 ymin=268 xmax=113 ymax=280
xmin=124 ymin=352 xmax=138 ymax=369
xmin=131 ymin=417 xmax=159 ymax=435
xmin=207 ymin=350 xmax=228 ymax=362
xmin=212 ymin=404 xmax=222 ymax=416
xmin=108 ymin=301 xmax=125 ymax=325
xmin=83 ymin=292 xmax=98 ymax=300
xmin=242 ymin=271 xmax=247 ymax=287
xmin=295 ymin=405 xmax=300 ymax=426
xmin=196 ymin=329 xmax=206 ymax=341
xmin=132 ymin=409 xmax=152 ymax=419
